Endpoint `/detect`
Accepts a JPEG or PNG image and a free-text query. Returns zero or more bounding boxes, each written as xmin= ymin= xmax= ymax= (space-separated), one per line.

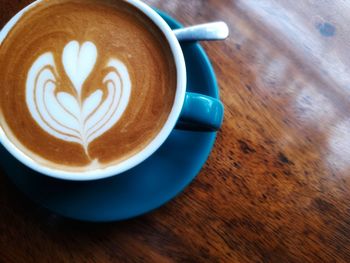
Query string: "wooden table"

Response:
xmin=1 ymin=0 xmax=350 ymax=262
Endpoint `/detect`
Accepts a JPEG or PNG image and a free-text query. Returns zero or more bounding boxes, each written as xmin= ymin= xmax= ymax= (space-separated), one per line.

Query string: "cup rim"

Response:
xmin=0 ymin=0 xmax=187 ymax=181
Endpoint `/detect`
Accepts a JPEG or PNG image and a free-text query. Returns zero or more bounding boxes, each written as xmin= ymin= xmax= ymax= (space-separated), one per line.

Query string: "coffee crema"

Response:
xmin=0 ymin=0 xmax=177 ymax=171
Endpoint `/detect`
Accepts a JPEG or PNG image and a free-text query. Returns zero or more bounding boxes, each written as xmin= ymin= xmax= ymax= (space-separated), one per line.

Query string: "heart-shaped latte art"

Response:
xmin=26 ymin=41 xmax=131 ymax=157
xmin=62 ymin=41 xmax=97 ymax=96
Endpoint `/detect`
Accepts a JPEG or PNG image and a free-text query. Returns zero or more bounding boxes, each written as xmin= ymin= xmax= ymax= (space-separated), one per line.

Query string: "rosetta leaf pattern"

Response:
xmin=26 ymin=41 xmax=131 ymax=157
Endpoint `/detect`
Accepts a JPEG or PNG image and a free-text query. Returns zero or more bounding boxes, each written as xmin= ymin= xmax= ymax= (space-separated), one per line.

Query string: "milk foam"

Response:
xmin=26 ymin=41 xmax=131 ymax=156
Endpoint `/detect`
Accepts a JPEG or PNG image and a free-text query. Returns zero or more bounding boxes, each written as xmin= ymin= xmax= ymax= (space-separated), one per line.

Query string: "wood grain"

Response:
xmin=1 ymin=0 xmax=350 ymax=262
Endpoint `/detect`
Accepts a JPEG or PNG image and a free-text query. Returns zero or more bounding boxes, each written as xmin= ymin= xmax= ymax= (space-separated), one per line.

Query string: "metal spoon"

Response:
xmin=173 ymin=21 xmax=229 ymax=42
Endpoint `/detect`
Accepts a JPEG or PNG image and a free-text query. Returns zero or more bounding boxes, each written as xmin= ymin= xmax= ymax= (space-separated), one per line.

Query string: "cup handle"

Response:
xmin=176 ymin=92 xmax=224 ymax=131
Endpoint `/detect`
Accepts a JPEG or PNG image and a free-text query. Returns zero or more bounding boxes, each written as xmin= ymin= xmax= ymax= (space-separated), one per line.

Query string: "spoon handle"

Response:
xmin=173 ymin=21 xmax=229 ymax=42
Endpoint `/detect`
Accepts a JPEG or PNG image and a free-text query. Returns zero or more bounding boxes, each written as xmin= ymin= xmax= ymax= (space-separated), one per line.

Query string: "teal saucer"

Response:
xmin=0 ymin=11 xmax=220 ymax=222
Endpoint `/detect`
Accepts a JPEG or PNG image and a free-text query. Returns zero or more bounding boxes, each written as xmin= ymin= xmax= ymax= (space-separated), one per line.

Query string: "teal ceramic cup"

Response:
xmin=0 ymin=0 xmax=224 ymax=181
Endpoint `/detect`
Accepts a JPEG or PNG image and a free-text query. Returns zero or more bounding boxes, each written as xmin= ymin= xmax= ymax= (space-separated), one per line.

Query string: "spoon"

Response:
xmin=173 ymin=21 xmax=229 ymax=42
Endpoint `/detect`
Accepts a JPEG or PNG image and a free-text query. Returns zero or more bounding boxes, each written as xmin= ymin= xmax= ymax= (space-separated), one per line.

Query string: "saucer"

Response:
xmin=0 ymin=11 xmax=220 ymax=222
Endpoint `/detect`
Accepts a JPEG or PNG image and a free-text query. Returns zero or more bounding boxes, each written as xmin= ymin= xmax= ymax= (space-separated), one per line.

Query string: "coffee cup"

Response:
xmin=0 ymin=0 xmax=224 ymax=181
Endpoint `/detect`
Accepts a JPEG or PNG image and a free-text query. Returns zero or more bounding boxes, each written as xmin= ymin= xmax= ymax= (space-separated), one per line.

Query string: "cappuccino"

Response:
xmin=0 ymin=0 xmax=177 ymax=172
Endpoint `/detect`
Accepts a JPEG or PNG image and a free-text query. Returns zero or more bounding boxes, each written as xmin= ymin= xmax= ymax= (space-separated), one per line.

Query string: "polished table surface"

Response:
xmin=1 ymin=0 xmax=350 ymax=262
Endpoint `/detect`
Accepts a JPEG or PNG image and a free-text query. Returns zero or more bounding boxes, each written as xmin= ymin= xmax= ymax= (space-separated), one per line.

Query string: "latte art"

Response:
xmin=26 ymin=41 xmax=131 ymax=156
xmin=0 ymin=0 xmax=177 ymax=171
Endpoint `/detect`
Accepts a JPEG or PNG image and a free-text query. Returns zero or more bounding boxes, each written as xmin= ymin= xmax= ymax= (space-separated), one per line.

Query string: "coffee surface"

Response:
xmin=0 ymin=0 xmax=177 ymax=171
